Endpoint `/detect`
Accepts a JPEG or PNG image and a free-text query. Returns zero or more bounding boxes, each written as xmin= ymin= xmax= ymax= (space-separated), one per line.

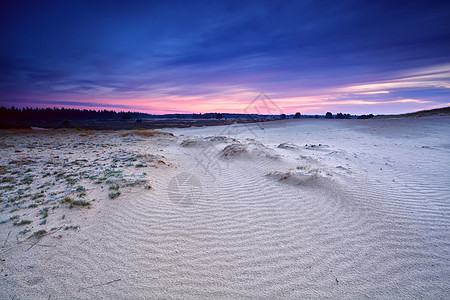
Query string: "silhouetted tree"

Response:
xmin=293 ymin=112 xmax=301 ymax=119
xmin=280 ymin=114 xmax=286 ymax=120
xmin=357 ymin=114 xmax=374 ymax=119
xmin=325 ymin=112 xmax=333 ymax=119
xmin=335 ymin=113 xmax=351 ymax=119
xmin=216 ymin=113 xmax=223 ymax=119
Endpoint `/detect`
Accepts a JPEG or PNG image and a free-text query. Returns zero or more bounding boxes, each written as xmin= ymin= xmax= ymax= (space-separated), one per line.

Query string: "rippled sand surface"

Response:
xmin=1 ymin=117 xmax=449 ymax=299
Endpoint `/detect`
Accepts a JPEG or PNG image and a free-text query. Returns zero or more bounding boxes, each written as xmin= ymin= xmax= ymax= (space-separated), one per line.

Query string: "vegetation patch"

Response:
xmin=40 ymin=207 xmax=49 ymax=218
xmin=31 ymin=230 xmax=47 ymax=238
xmin=64 ymin=225 xmax=79 ymax=230
xmin=21 ymin=175 xmax=34 ymax=185
xmin=71 ymin=200 xmax=91 ymax=207
xmin=109 ymin=191 xmax=121 ymax=199
xmin=61 ymin=197 xmax=72 ymax=204
xmin=14 ymin=219 xmax=32 ymax=226
xmin=0 ymin=133 xmax=165 ymax=238
xmin=109 ymin=184 xmax=120 ymax=190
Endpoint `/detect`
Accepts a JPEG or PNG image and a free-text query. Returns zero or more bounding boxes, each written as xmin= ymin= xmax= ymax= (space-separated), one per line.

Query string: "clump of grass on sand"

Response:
xmin=76 ymin=186 xmax=85 ymax=192
xmin=109 ymin=191 xmax=121 ymax=199
xmin=71 ymin=200 xmax=90 ymax=207
xmin=13 ymin=219 xmax=32 ymax=226
xmin=40 ymin=207 xmax=49 ymax=218
xmin=64 ymin=225 xmax=79 ymax=230
xmin=109 ymin=184 xmax=119 ymax=190
xmin=61 ymin=197 xmax=90 ymax=208
xmin=31 ymin=230 xmax=47 ymax=238
xmin=61 ymin=197 xmax=72 ymax=204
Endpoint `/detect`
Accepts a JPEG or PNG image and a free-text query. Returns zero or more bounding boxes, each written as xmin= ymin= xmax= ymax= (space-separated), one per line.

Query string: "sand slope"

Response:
xmin=1 ymin=118 xmax=449 ymax=299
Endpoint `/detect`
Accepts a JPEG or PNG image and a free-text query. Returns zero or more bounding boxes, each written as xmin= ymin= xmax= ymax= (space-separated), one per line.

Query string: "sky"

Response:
xmin=1 ymin=0 xmax=449 ymax=115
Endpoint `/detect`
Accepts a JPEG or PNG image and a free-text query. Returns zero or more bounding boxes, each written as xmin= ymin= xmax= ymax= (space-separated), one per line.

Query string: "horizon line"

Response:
xmin=1 ymin=104 xmax=449 ymax=117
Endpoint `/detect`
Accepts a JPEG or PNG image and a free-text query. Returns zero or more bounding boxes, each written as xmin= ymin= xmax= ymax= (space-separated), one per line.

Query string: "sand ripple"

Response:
xmin=1 ymin=119 xmax=449 ymax=299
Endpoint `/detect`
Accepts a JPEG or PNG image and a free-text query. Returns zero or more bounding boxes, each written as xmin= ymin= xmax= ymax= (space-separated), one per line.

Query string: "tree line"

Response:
xmin=0 ymin=106 xmax=151 ymax=121
xmin=0 ymin=107 xmax=284 ymax=121
xmin=0 ymin=106 xmax=375 ymax=121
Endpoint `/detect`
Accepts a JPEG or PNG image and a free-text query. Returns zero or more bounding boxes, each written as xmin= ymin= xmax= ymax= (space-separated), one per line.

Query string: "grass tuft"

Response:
xmin=66 ymin=177 xmax=78 ymax=185
xmin=40 ymin=207 xmax=49 ymax=218
xmin=109 ymin=191 xmax=121 ymax=199
xmin=19 ymin=228 xmax=30 ymax=235
xmin=31 ymin=230 xmax=47 ymax=238
xmin=109 ymin=184 xmax=119 ymax=190
xmin=14 ymin=219 xmax=32 ymax=226
xmin=71 ymin=200 xmax=91 ymax=207
xmin=61 ymin=197 xmax=72 ymax=204
xmin=75 ymin=186 xmax=85 ymax=192
xmin=64 ymin=225 xmax=79 ymax=230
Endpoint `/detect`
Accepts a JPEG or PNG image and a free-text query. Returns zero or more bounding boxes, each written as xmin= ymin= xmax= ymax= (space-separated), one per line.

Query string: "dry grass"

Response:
xmin=121 ymin=130 xmax=174 ymax=137
xmin=79 ymin=130 xmax=95 ymax=137
xmin=1 ymin=128 xmax=61 ymax=135
xmin=121 ymin=130 xmax=155 ymax=137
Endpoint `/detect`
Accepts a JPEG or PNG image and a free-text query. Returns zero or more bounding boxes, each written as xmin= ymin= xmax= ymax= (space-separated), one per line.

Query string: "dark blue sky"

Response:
xmin=1 ymin=0 xmax=449 ymax=114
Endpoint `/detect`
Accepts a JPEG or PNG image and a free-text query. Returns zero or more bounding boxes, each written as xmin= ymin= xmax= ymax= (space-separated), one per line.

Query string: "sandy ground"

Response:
xmin=0 ymin=117 xmax=449 ymax=299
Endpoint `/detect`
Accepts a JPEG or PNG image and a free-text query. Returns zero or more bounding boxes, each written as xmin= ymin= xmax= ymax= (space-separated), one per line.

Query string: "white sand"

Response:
xmin=1 ymin=118 xmax=449 ymax=299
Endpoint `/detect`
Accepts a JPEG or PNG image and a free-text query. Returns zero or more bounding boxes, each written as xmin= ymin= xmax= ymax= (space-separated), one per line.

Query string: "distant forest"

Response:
xmin=0 ymin=106 xmax=382 ymax=122
xmin=0 ymin=106 xmax=280 ymax=121
xmin=0 ymin=106 xmax=152 ymax=121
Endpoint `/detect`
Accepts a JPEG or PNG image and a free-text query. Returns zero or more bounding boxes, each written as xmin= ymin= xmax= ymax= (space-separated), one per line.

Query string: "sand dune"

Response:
xmin=1 ymin=118 xmax=449 ymax=299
